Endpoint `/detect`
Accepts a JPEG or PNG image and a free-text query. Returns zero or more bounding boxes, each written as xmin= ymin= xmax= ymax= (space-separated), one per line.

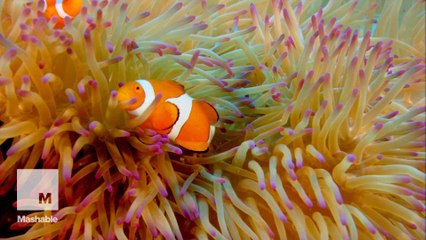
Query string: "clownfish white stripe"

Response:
xmin=129 ymin=80 xmax=156 ymax=116
xmin=55 ymin=0 xmax=71 ymax=19
xmin=166 ymin=94 xmax=193 ymax=141
xmin=208 ymin=125 xmax=215 ymax=144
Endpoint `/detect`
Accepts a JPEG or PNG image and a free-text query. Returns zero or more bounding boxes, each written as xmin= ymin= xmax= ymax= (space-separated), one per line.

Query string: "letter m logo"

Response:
xmin=17 ymin=169 xmax=58 ymax=210
xmin=39 ymin=192 xmax=52 ymax=204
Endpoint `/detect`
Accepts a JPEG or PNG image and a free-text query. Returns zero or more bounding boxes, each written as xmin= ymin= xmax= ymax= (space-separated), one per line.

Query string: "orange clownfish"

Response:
xmin=42 ymin=0 xmax=82 ymax=28
xmin=117 ymin=80 xmax=219 ymax=152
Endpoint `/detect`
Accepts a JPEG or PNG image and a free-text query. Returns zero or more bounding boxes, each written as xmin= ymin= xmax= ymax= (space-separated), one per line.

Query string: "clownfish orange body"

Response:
xmin=42 ymin=0 xmax=82 ymax=28
xmin=117 ymin=80 xmax=219 ymax=152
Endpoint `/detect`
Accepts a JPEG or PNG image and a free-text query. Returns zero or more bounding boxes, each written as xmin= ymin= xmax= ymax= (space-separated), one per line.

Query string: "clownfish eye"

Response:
xmin=135 ymin=85 xmax=141 ymax=91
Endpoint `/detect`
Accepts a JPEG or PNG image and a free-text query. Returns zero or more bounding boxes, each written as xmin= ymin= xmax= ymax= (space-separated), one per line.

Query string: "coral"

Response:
xmin=0 ymin=0 xmax=424 ymax=239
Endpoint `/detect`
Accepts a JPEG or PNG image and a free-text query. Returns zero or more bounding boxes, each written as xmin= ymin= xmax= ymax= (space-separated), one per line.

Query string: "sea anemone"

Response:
xmin=0 ymin=0 xmax=424 ymax=239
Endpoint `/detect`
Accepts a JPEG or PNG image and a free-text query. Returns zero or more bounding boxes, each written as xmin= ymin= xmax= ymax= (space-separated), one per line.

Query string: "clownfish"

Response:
xmin=117 ymin=80 xmax=219 ymax=152
xmin=42 ymin=0 xmax=82 ymax=28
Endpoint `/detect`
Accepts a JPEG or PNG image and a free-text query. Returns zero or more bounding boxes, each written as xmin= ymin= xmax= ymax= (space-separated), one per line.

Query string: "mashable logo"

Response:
xmin=17 ymin=169 xmax=58 ymax=211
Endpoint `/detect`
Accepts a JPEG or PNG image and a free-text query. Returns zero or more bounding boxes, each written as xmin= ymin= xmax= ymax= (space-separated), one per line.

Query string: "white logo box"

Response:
xmin=17 ymin=169 xmax=58 ymax=211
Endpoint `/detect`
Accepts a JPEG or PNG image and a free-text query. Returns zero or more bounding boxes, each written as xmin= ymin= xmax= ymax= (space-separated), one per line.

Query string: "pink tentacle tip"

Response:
xmin=41 ymin=151 xmax=49 ymax=160
xmin=80 ymin=129 xmax=90 ymax=137
xmin=16 ymin=89 xmax=28 ymax=97
xmin=319 ymin=200 xmax=327 ymax=209
xmin=215 ymin=177 xmax=226 ymax=184
xmin=289 ymin=170 xmax=297 ymax=181
xmin=70 ymin=150 xmax=78 ymax=159
xmin=408 ymin=223 xmax=418 ymax=230
xmin=367 ymin=224 xmax=377 ymax=234
xmin=316 ymin=153 xmax=325 ymax=163
xmin=266 ymin=228 xmax=275 ymax=238
xmin=40 ymin=75 xmax=51 ymax=83
xmin=88 ymin=121 xmax=98 ymax=130
xmin=401 ymin=187 xmax=414 ymax=196
xmin=287 ymin=159 xmax=295 ymax=169
xmin=270 ymin=181 xmax=276 ymax=190
xmin=351 ymin=88 xmax=360 ymax=97
xmin=0 ymin=77 xmax=10 ymax=85
xmin=374 ymin=122 xmax=384 ymax=131
xmin=340 ymin=212 xmax=347 ymax=225
xmin=6 ymin=146 xmax=17 ymax=156
xmin=179 ymin=188 xmax=187 ymax=197
xmin=346 ymin=154 xmax=357 ymax=163
xmin=132 ymin=171 xmax=140 ymax=180
xmin=102 ymin=21 xmax=112 ymax=28
xmin=20 ymin=33 xmax=30 ymax=41
xmin=278 ymin=212 xmax=287 ymax=222
xmin=29 ymin=35 xmax=40 ymax=45
xmin=43 ymin=130 xmax=55 ymax=138
xmin=21 ymin=7 xmax=31 ymax=16
xmin=160 ymin=135 xmax=169 ymax=143
xmin=335 ymin=192 xmax=344 ymax=204
xmin=127 ymin=189 xmax=136 ymax=196
xmin=248 ymin=140 xmax=256 ymax=149
xmin=384 ymin=110 xmax=398 ymax=119
xmin=91 ymin=0 xmax=99 ymax=7
xmin=77 ymin=83 xmax=86 ymax=95
xmin=119 ymin=130 xmax=131 ymax=137
xmin=19 ymin=22 xmax=29 ymax=31
xmin=192 ymin=209 xmax=200 ymax=219
xmin=260 ymin=146 xmax=269 ymax=153
xmin=106 ymin=42 xmax=114 ymax=53
xmin=398 ymin=175 xmax=412 ymax=183
xmin=95 ymin=169 xmax=103 ymax=179
xmin=150 ymin=227 xmax=159 ymax=238
xmin=88 ymin=79 xmax=98 ymax=88
xmin=335 ymin=102 xmax=344 ymax=111
xmin=258 ymin=181 xmax=266 ymax=190
xmin=160 ymin=189 xmax=169 ymax=197
xmin=106 ymin=183 xmax=113 ymax=192
xmin=415 ymin=121 xmax=426 ymax=128
xmin=182 ymin=208 xmax=191 ymax=219
xmin=409 ymin=151 xmax=419 ymax=157
xmin=131 ymin=222 xmax=140 ymax=229
xmin=173 ymin=147 xmax=183 ymax=155
xmin=151 ymin=144 xmax=163 ymax=154
xmin=83 ymin=30 xmax=91 ymax=42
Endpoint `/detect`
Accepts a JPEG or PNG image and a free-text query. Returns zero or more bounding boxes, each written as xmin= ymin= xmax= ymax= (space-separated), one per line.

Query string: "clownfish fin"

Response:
xmin=193 ymin=100 xmax=219 ymax=124
xmin=149 ymin=102 xmax=179 ymax=133
xmin=149 ymin=80 xmax=185 ymax=99
xmin=62 ymin=0 xmax=83 ymax=17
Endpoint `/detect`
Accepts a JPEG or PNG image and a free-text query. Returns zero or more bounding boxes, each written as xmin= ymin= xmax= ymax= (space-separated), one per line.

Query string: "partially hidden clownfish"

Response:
xmin=117 ymin=80 xmax=219 ymax=152
xmin=42 ymin=0 xmax=82 ymax=28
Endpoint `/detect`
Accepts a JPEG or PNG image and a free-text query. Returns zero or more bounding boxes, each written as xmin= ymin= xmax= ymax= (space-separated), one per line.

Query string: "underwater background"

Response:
xmin=0 ymin=0 xmax=425 ymax=239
